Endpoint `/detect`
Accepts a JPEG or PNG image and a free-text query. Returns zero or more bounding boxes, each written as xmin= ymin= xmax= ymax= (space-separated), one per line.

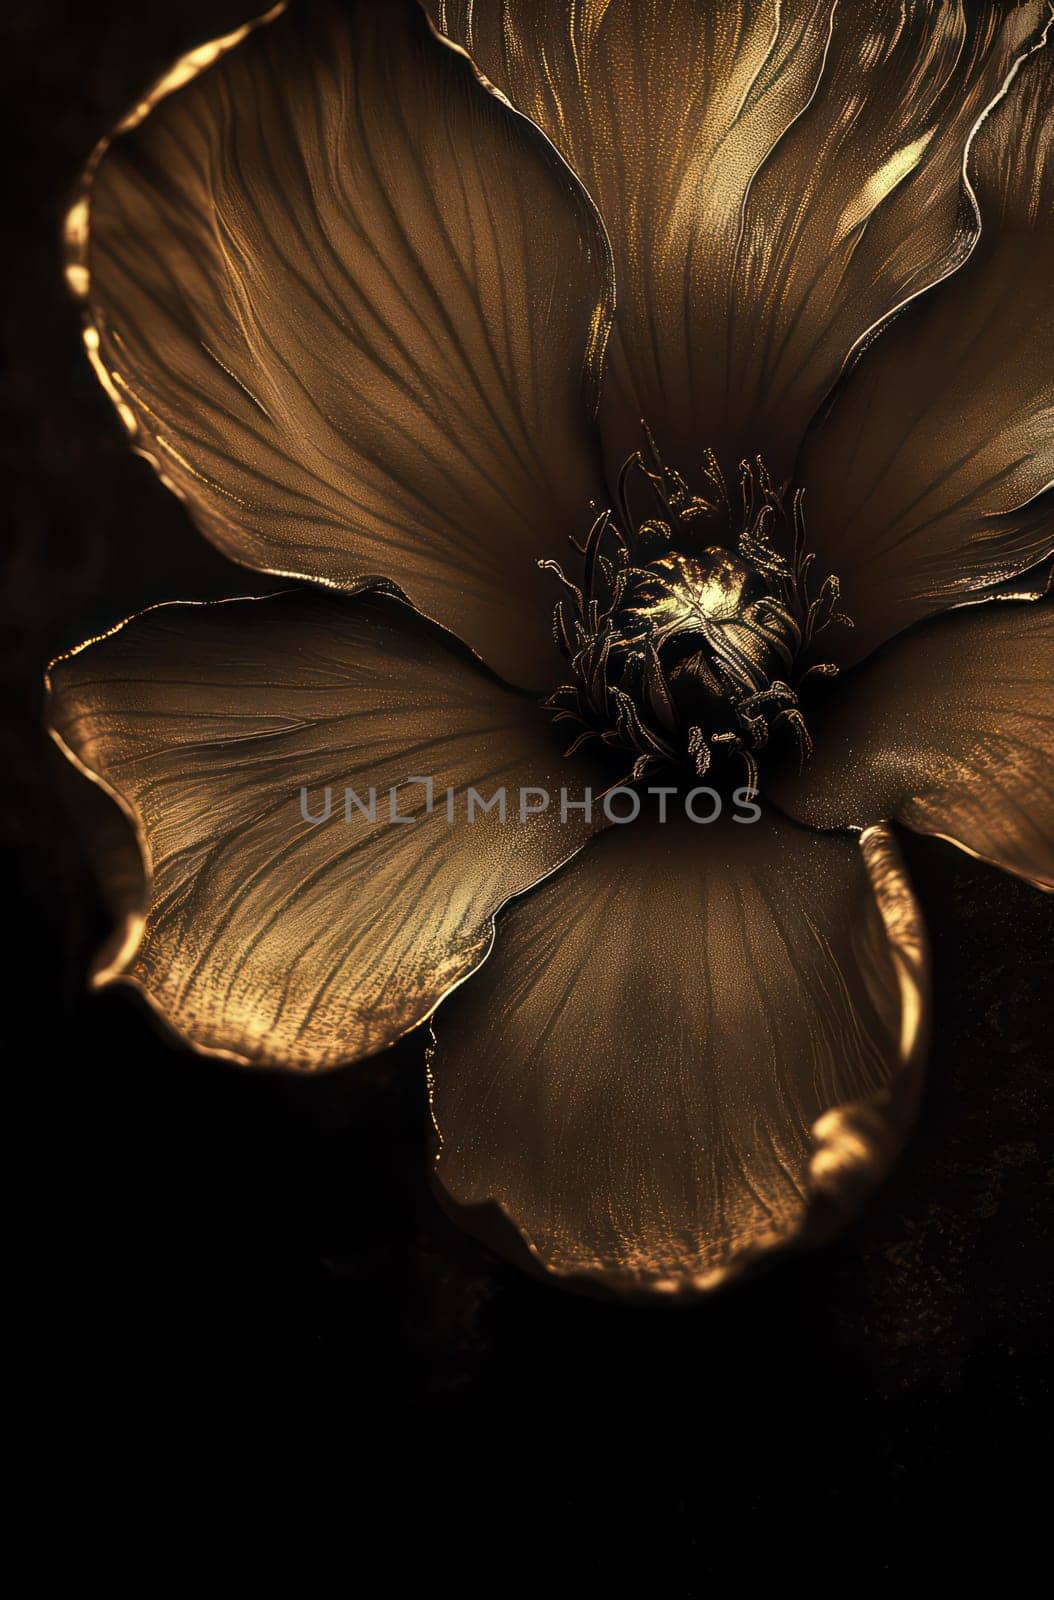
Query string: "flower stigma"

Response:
xmin=542 ymin=432 xmax=852 ymax=794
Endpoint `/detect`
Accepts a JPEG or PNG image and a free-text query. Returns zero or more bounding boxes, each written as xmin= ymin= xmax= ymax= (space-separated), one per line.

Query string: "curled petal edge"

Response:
xmin=64 ymin=4 xmax=287 ymax=304
xmin=804 ymin=3 xmax=1054 ymax=448
xmin=65 ymin=3 xmax=284 ymax=444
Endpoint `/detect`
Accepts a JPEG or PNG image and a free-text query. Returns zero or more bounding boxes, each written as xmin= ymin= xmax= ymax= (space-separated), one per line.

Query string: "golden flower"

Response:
xmin=49 ymin=0 xmax=1053 ymax=1298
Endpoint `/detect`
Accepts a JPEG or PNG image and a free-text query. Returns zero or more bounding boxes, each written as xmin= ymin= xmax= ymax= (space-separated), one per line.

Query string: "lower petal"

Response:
xmin=428 ymin=807 xmax=928 ymax=1298
xmin=771 ymin=602 xmax=1054 ymax=891
xmin=48 ymin=589 xmax=609 ymax=1070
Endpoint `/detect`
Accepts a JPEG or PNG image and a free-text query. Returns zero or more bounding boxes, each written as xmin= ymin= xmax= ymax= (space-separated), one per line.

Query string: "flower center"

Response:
xmin=541 ymin=434 xmax=851 ymax=791
xmin=623 ymin=548 xmax=758 ymax=636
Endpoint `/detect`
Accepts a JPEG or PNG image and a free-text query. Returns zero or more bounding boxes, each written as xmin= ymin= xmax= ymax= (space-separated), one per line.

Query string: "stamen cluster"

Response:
xmin=542 ymin=435 xmax=851 ymax=793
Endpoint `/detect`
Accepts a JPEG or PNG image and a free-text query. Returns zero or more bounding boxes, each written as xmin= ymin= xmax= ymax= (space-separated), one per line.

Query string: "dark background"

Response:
xmin=6 ymin=0 xmax=1052 ymax=1574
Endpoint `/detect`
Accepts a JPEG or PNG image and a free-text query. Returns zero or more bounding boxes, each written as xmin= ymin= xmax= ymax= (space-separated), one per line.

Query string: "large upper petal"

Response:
xmin=67 ymin=0 xmax=614 ymax=690
xmin=47 ymin=589 xmax=610 ymax=1070
xmin=428 ymin=807 xmax=928 ymax=1297
xmin=771 ymin=602 xmax=1054 ymax=892
xmin=428 ymin=1 xmax=1047 ymax=480
xmin=796 ymin=35 xmax=1054 ymax=663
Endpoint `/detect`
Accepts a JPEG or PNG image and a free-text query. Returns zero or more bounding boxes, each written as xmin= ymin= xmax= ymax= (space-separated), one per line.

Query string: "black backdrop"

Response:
xmin=6 ymin=0 xmax=1052 ymax=1574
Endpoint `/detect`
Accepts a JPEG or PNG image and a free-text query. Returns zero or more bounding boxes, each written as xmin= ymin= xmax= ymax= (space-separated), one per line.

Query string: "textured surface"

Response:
xmin=429 ymin=809 xmax=926 ymax=1294
xmin=798 ymin=40 xmax=1054 ymax=663
xmin=78 ymin=0 xmax=611 ymax=690
xmin=48 ymin=589 xmax=607 ymax=1068
xmin=430 ymin=0 xmax=1047 ymax=480
xmin=8 ymin=0 xmax=1054 ymax=1566
xmin=772 ymin=600 xmax=1054 ymax=891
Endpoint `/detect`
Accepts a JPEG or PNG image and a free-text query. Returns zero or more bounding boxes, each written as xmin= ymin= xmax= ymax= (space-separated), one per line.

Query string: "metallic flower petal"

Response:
xmin=771 ymin=603 xmax=1054 ymax=893
xmin=47 ymin=589 xmax=611 ymax=1070
xmin=428 ymin=807 xmax=928 ymax=1298
xmin=431 ymin=0 xmax=830 ymax=476
xmin=428 ymin=1 xmax=1046 ymax=480
xmin=796 ymin=36 xmax=1054 ymax=664
xmin=70 ymin=0 xmax=613 ymax=690
xmin=716 ymin=0 xmax=1050 ymax=480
